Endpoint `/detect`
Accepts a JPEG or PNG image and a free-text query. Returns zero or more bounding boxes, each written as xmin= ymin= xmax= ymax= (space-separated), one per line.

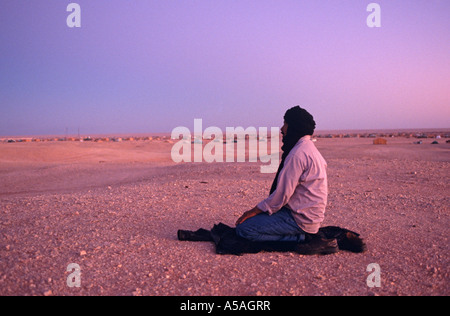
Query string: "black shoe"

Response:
xmin=296 ymin=236 xmax=339 ymax=255
xmin=177 ymin=229 xmax=213 ymax=242
xmin=177 ymin=230 xmax=191 ymax=241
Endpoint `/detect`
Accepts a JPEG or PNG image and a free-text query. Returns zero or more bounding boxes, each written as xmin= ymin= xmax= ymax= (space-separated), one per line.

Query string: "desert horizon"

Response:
xmin=1 ymin=127 xmax=449 ymax=141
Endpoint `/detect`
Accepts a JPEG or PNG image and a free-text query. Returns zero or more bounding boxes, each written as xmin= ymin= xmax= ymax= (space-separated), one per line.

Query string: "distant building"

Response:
xmin=373 ymin=138 xmax=387 ymax=145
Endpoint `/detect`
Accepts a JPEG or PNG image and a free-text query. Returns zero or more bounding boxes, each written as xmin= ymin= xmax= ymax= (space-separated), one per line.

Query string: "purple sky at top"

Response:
xmin=0 ymin=0 xmax=449 ymax=136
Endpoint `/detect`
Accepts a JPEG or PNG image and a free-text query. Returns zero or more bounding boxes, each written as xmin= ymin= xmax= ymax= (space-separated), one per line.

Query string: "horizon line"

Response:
xmin=1 ymin=127 xmax=450 ymax=139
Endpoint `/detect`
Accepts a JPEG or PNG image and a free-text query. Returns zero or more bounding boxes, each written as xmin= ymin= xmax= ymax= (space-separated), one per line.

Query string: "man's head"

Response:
xmin=270 ymin=106 xmax=317 ymax=194
xmin=282 ymin=106 xmax=316 ymax=139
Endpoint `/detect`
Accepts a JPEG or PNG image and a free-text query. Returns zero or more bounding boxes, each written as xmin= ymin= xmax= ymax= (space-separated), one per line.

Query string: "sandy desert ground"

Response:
xmin=0 ymin=136 xmax=448 ymax=296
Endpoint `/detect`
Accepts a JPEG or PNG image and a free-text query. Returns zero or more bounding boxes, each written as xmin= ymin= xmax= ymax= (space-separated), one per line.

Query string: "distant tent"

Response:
xmin=373 ymin=138 xmax=387 ymax=145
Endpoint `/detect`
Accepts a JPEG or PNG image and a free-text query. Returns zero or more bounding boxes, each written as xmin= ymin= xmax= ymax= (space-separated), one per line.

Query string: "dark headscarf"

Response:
xmin=269 ymin=106 xmax=316 ymax=195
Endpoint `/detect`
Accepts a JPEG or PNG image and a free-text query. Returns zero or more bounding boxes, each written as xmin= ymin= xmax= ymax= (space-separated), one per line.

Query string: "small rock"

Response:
xmin=132 ymin=288 xmax=143 ymax=296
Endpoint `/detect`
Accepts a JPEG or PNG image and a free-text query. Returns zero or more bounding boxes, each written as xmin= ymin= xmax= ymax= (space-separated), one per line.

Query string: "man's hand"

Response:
xmin=236 ymin=207 xmax=263 ymax=226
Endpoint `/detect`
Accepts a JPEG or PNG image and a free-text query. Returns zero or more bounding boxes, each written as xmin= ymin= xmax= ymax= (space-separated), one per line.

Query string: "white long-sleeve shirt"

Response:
xmin=257 ymin=135 xmax=328 ymax=234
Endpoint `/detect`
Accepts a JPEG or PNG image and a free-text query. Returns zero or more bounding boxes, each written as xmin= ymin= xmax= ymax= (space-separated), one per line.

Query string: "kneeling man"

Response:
xmin=236 ymin=106 xmax=336 ymax=253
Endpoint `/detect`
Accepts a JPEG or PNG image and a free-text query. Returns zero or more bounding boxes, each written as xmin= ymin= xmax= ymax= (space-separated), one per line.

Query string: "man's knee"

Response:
xmin=235 ymin=224 xmax=247 ymax=238
xmin=236 ymin=223 xmax=261 ymax=242
xmin=236 ymin=223 xmax=258 ymax=241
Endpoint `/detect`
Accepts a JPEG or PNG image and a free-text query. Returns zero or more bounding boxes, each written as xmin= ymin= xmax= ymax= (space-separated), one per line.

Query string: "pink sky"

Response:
xmin=0 ymin=0 xmax=449 ymax=136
